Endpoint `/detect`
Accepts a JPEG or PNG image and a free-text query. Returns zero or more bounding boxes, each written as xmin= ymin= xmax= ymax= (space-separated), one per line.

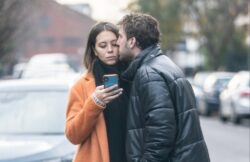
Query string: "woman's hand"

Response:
xmin=94 ymin=84 xmax=123 ymax=104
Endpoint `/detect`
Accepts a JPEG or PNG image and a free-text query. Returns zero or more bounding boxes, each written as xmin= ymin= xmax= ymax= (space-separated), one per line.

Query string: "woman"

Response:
xmin=65 ymin=22 xmax=128 ymax=162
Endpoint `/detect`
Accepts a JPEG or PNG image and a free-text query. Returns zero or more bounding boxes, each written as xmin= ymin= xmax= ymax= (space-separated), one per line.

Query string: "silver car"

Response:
xmin=219 ymin=71 xmax=250 ymax=124
xmin=21 ymin=53 xmax=79 ymax=79
xmin=196 ymin=72 xmax=235 ymax=116
xmin=0 ymin=79 xmax=76 ymax=162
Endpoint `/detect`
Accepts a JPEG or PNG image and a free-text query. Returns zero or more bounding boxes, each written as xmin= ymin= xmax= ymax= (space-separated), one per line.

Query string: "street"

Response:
xmin=200 ymin=116 xmax=250 ymax=162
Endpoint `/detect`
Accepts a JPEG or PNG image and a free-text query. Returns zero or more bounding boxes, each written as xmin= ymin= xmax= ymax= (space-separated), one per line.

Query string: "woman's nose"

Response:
xmin=107 ymin=44 xmax=113 ymax=52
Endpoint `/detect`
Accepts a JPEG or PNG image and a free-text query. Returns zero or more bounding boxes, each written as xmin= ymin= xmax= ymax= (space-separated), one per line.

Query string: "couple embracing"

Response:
xmin=65 ymin=13 xmax=210 ymax=162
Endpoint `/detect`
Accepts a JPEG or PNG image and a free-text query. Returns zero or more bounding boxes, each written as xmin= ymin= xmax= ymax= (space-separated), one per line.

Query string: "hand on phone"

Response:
xmin=94 ymin=84 xmax=123 ymax=104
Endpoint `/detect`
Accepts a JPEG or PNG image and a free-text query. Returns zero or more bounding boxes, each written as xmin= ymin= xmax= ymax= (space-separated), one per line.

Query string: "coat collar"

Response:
xmin=82 ymin=72 xmax=96 ymax=95
xmin=121 ymin=44 xmax=162 ymax=81
xmin=83 ymin=71 xmax=94 ymax=81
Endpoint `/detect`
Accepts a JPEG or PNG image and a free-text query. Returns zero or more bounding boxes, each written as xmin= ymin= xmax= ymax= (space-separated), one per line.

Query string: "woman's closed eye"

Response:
xmin=112 ymin=43 xmax=119 ymax=47
xmin=98 ymin=42 xmax=107 ymax=48
xmin=99 ymin=43 xmax=118 ymax=49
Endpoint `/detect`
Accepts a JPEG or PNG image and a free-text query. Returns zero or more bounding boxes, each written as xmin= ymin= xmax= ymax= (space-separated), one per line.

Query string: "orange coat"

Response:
xmin=65 ymin=72 xmax=110 ymax=162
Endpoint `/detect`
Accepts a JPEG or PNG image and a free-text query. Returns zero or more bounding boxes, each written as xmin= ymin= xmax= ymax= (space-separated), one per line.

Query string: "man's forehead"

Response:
xmin=118 ymin=25 xmax=125 ymax=34
xmin=117 ymin=24 xmax=123 ymax=28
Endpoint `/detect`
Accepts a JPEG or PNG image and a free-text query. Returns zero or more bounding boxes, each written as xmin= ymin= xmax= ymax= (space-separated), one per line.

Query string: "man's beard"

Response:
xmin=119 ymin=45 xmax=134 ymax=63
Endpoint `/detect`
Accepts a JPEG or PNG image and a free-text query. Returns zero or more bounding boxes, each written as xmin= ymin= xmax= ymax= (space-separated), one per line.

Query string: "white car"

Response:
xmin=0 ymin=79 xmax=76 ymax=162
xmin=193 ymin=71 xmax=212 ymax=89
xmin=197 ymin=72 xmax=235 ymax=116
xmin=219 ymin=71 xmax=250 ymax=124
xmin=21 ymin=53 xmax=81 ymax=79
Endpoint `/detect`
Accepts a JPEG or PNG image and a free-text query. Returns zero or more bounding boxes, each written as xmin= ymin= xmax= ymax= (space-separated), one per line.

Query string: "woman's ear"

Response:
xmin=93 ymin=47 xmax=98 ymax=56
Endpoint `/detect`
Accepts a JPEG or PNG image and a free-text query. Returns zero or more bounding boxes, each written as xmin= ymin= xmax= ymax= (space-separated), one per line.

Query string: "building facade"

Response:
xmin=19 ymin=0 xmax=96 ymax=59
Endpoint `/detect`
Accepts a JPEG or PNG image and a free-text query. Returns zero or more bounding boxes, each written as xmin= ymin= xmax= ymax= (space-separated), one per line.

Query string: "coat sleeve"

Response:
xmin=65 ymin=85 xmax=104 ymax=145
xmin=136 ymin=70 xmax=176 ymax=161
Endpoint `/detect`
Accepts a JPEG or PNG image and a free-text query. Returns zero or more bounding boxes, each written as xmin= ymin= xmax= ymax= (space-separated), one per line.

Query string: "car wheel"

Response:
xmin=231 ymin=104 xmax=241 ymax=124
xmin=220 ymin=115 xmax=228 ymax=122
xmin=204 ymin=110 xmax=211 ymax=116
xmin=232 ymin=115 xmax=241 ymax=124
xmin=219 ymin=109 xmax=228 ymax=122
xmin=203 ymin=103 xmax=211 ymax=116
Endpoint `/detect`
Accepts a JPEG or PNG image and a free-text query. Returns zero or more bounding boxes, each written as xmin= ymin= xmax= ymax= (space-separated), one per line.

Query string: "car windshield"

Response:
xmin=194 ymin=73 xmax=210 ymax=88
xmin=214 ymin=78 xmax=231 ymax=89
xmin=0 ymin=90 xmax=68 ymax=134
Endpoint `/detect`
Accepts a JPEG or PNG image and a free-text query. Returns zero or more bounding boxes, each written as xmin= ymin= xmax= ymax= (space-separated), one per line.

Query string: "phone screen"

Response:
xmin=103 ymin=74 xmax=118 ymax=88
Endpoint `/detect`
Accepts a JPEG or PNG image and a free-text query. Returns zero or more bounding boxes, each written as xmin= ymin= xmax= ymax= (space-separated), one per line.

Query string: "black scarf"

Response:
xmin=93 ymin=59 xmax=129 ymax=162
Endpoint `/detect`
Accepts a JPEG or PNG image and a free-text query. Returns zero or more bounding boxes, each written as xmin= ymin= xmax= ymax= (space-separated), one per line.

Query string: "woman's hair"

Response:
xmin=83 ymin=22 xmax=119 ymax=72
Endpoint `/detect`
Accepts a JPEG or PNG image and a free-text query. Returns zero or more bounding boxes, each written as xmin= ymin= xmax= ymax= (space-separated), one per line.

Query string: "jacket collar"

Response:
xmin=83 ymin=71 xmax=94 ymax=81
xmin=121 ymin=44 xmax=162 ymax=81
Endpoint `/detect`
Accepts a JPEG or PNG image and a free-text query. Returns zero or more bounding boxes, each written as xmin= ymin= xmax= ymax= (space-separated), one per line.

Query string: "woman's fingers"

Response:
xmin=103 ymin=90 xmax=123 ymax=103
xmin=103 ymin=84 xmax=119 ymax=93
xmin=96 ymin=85 xmax=104 ymax=90
xmin=94 ymin=84 xmax=123 ymax=104
xmin=109 ymin=88 xmax=123 ymax=96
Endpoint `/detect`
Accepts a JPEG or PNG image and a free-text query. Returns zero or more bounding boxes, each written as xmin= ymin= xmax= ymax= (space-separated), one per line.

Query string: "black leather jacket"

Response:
xmin=122 ymin=45 xmax=210 ymax=162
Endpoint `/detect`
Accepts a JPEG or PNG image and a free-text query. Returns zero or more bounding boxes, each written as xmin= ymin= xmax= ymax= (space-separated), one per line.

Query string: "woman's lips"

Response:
xmin=106 ymin=56 xmax=117 ymax=60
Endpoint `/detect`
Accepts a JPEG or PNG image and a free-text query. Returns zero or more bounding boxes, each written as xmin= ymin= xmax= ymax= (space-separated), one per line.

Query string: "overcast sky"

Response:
xmin=56 ymin=0 xmax=131 ymax=22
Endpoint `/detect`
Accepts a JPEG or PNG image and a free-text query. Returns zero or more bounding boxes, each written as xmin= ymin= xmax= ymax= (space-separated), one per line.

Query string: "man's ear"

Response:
xmin=128 ymin=37 xmax=137 ymax=49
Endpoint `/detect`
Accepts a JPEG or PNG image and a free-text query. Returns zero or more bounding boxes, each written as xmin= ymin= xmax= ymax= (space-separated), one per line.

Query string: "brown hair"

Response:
xmin=118 ymin=13 xmax=160 ymax=50
xmin=83 ymin=22 xmax=118 ymax=72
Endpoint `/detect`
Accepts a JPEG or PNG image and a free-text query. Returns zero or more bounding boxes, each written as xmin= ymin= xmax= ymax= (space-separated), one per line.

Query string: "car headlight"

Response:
xmin=42 ymin=153 xmax=74 ymax=162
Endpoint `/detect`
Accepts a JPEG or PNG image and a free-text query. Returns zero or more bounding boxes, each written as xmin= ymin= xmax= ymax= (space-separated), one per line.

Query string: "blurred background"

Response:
xmin=0 ymin=0 xmax=249 ymax=162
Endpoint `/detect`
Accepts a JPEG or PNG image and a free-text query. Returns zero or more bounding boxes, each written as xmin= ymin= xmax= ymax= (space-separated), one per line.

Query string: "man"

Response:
xmin=116 ymin=13 xmax=210 ymax=162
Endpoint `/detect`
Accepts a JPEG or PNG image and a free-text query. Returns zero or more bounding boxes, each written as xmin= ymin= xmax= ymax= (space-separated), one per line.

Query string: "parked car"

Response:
xmin=12 ymin=62 xmax=27 ymax=79
xmin=219 ymin=71 xmax=250 ymax=124
xmin=197 ymin=72 xmax=235 ymax=116
xmin=0 ymin=79 xmax=76 ymax=162
xmin=193 ymin=71 xmax=212 ymax=89
xmin=21 ymin=53 xmax=81 ymax=79
xmin=192 ymin=71 xmax=212 ymax=112
xmin=191 ymin=84 xmax=206 ymax=113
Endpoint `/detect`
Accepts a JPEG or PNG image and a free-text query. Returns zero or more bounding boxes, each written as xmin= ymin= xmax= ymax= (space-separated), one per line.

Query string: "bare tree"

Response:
xmin=0 ymin=0 xmax=38 ymax=76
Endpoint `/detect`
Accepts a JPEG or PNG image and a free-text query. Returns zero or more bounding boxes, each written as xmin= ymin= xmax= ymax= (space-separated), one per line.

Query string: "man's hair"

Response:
xmin=118 ymin=13 xmax=160 ymax=50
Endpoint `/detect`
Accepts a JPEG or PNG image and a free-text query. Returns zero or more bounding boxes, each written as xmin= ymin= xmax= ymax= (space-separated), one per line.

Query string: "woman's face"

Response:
xmin=95 ymin=31 xmax=119 ymax=65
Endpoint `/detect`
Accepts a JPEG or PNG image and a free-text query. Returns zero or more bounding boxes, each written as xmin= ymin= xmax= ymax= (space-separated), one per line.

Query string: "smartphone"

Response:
xmin=103 ymin=74 xmax=119 ymax=88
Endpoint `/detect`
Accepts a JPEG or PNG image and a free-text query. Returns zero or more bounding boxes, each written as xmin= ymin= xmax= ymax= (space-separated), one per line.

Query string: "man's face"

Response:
xmin=116 ymin=25 xmax=134 ymax=62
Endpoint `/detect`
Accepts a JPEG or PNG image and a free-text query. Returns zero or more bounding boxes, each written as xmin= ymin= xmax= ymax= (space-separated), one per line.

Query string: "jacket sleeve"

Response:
xmin=65 ymin=85 xmax=104 ymax=145
xmin=137 ymin=70 xmax=176 ymax=161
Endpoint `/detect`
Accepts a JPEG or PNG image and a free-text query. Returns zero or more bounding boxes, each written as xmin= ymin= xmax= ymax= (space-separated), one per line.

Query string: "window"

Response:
xmin=36 ymin=37 xmax=55 ymax=47
xmin=63 ymin=37 xmax=82 ymax=47
xmin=40 ymin=15 xmax=50 ymax=29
